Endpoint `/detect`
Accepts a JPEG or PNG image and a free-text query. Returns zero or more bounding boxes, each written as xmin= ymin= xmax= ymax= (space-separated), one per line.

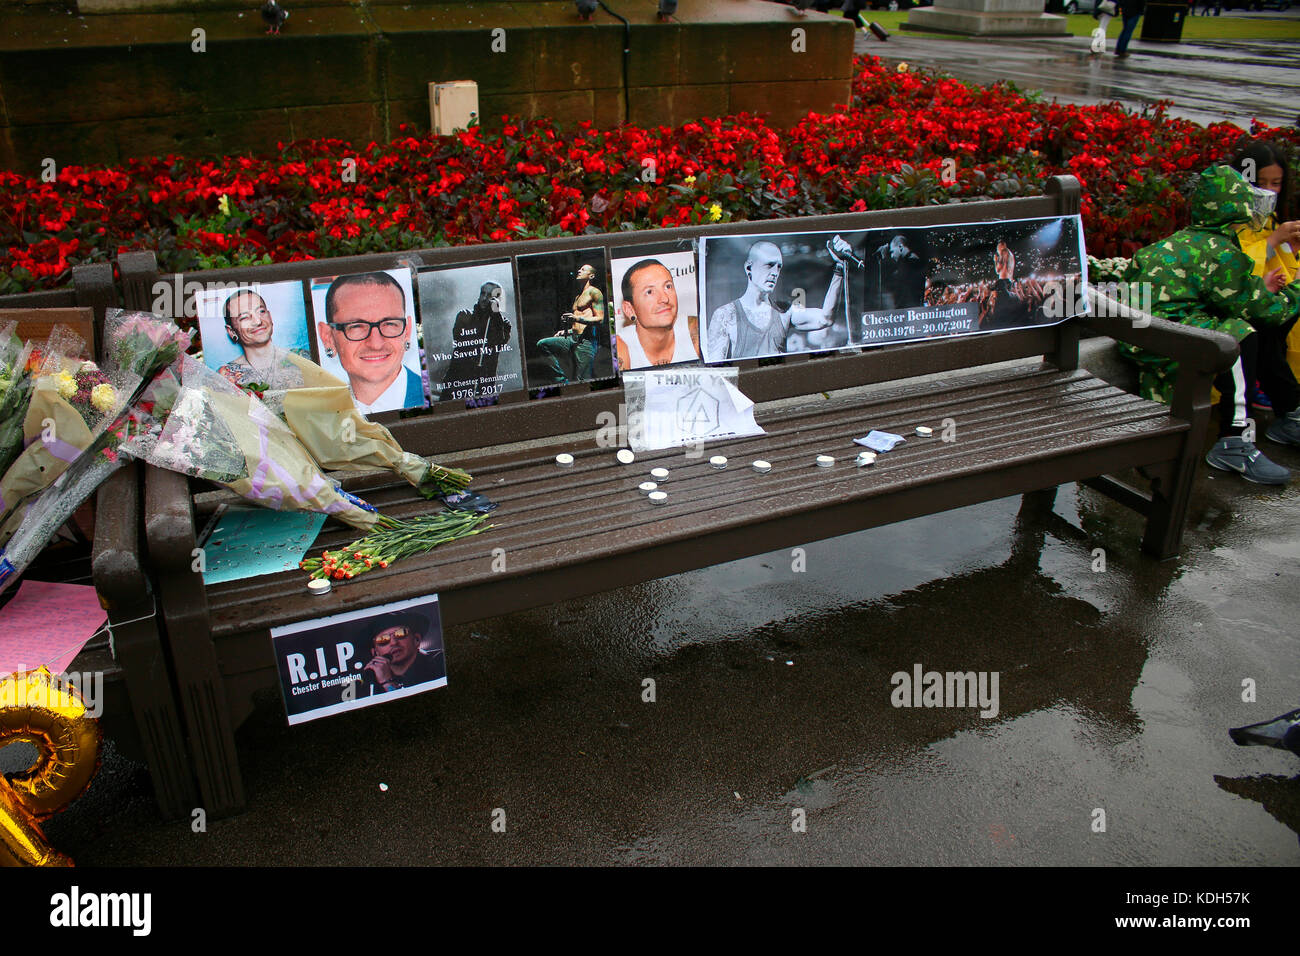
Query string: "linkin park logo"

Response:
xmin=676 ymin=385 xmax=720 ymax=437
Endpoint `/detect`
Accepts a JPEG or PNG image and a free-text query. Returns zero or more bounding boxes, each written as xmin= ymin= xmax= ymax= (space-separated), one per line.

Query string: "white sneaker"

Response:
xmin=1090 ymin=28 xmax=1107 ymax=54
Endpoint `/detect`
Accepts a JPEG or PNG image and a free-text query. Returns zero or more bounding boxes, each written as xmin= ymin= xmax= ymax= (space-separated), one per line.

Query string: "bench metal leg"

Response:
xmin=109 ymin=609 xmax=200 ymax=820
xmin=1141 ymin=459 xmax=1191 ymax=561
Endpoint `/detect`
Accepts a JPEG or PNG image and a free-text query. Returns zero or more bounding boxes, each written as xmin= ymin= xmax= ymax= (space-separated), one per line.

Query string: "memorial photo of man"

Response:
xmin=615 ymin=258 xmax=701 ymax=369
xmin=535 ymin=263 xmax=606 ymax=384
xmin=197 ymin=280 xmax=312 ymax=388
xmin=215 ymin=289 xmax=309 ymax=389
xmin=706 ymin=235 xmax=855 ymax=361
xmin=869 ymin=233 xmax=928 ymax=312
xmin=315 ymin=270 xmax=426 ymax=415
xmin=359 ymin=610 xmax=445 ymax=697
xmin=437 ymin=281 xmax=513 ymax=401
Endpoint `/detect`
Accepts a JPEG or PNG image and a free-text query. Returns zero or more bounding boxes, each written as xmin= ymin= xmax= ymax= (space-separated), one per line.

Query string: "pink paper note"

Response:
xmin=0 ymin=580 xmax=107 ymax=677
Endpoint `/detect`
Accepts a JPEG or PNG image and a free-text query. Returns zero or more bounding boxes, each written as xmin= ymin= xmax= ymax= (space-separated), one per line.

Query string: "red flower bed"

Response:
xmin=1 ymin=56 xmax=1295 ymax=295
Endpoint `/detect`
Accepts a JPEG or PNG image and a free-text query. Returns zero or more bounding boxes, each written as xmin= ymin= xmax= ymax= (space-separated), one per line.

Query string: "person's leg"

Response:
xmin=536 ymin=336 xmax=575 ymax=385
xmin=1257 ymin=316 xmax=1300 ymax=414
xmin=574 ymin=339 xmax=597 ymax=382
xmin=1114 ymin=13 xmax=1140 ymax=55
xmin=1092 ymin=11 xmax=1112 ymax=52
xmin=1261 ymin=316 xmax=1300 ymax=445
xmin=1212 ymin=336 xmax=1253 ymax=438
xmin=1207 ymin=333 xmax=1291 ymax=483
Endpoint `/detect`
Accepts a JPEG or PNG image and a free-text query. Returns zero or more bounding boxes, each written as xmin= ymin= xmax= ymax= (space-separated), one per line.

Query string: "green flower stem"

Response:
xmin=301 ymin=509 xmax=492 ymax=581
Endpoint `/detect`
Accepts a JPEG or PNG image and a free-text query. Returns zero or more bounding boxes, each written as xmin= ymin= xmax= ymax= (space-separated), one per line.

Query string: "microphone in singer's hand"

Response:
xmin=829 ymin=240 xmax=864 ymax=269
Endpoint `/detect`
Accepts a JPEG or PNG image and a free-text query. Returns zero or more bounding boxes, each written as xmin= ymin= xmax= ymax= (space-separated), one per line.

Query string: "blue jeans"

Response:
xmin=537 ymin=335 xmax=596 ymax=384
xmin=1115 ymin=13 xmax=1141 ymax=53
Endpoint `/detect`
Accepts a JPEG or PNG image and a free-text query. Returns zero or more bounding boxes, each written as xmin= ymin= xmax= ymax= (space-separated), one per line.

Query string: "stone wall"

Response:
xmin=0 ymin=0 xmax=855 ymax=171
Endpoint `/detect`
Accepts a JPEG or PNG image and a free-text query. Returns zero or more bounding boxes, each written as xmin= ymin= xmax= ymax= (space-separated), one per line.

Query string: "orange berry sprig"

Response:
xmin=300 ymin=510 xmax=491 ymax=582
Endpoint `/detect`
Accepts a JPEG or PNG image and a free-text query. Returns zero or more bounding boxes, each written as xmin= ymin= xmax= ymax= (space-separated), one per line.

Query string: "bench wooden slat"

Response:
xmin=202 ymin=368 xmax=1185 ymax=639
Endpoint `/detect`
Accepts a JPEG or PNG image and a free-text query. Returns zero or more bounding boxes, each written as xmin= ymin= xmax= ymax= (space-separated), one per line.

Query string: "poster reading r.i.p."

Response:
xmin=271 ymin=595 xmax=446 ymax=725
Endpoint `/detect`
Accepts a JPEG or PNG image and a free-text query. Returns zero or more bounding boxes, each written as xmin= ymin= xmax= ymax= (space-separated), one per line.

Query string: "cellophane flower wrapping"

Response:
xmin=0 ymin=311 xmax=191 ymax=538
xmin=101 ymin=309 xmax=193 ymax=382
xmin=0 ymin=322 xmax=36 ymax=480
xmin=264 ymin=352 xmax=469 ymax=496
xmin=123 ymin=355 xmax=380 ymax=531
xmin=0 ymin=361 xmax=142 ymax=540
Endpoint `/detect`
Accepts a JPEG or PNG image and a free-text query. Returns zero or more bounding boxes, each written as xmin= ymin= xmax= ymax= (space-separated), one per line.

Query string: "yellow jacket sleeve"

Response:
xmin=1235 ymin=219 xmax=1299 ymax=284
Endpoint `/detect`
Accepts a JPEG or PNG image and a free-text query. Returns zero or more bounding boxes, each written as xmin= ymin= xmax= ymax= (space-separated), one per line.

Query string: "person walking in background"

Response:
xmin=1089 ymin=0 xmax=1118 ymax=54
xmin=1113 ymin=0 xmax=1146 ymax=57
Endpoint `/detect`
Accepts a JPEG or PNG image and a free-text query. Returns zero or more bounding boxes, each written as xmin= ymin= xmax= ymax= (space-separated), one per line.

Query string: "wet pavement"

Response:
xmin=855 ymin=14 xmax=1300 ymax=129
xmin=39 ymin=421 xmax=1300 ymax=866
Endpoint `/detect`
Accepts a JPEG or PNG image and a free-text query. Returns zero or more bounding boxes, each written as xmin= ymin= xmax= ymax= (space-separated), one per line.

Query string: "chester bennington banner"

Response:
xmin=271 ymin=595 xmax=446 ymax=724
xmin=699 ymin=230 xmax=865 ymax=363
xmin=698 ymin=217 xmax=1085 ymax=360
xmin=857 ymin=215 xmax=1086 ymax=346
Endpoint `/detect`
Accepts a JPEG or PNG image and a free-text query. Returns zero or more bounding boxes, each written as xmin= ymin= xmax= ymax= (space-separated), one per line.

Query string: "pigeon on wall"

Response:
xmin=262 ymin=0 xmax=288 ymax=35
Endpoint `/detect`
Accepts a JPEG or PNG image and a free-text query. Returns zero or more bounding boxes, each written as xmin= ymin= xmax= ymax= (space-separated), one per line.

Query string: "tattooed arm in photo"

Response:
xmin=707 ymin=302 xmax=737 ymax=362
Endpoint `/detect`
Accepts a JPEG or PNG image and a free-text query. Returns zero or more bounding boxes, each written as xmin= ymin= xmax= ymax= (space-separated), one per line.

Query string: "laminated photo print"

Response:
xmin=609 ymin=242 xmax=702 ymax=371
xmin=308 ymin=268 xmax=427 ymax=416
xmin=516 ymin=248 xmax=615 ymax=387
xmin=858 ymin=215 xmax=1086 ymax=346
xmin=271 ymin=594 xmax=446 ymax=725
xmin=196 ymin=280 xmax=313 ymax=391
xmin=698 ymin=230 xmax=866 ymax=363
xmin=416 ymin=259 xmax=525 ymax=404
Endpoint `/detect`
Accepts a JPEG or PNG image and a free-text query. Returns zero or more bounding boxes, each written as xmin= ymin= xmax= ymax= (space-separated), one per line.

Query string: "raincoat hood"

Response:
xmin=1189 ymin=164 xmax=1256 ymax=233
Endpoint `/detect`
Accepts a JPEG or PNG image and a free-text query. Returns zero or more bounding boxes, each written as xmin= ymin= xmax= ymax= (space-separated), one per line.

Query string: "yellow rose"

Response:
xmin=897 ymin=62 xmax=909 ymax=73
xmin=91 ymin=382 xmax=116 ymax=413
xmin=684 ymin=175 xmax=696 ymax=186
xmin=55 ymin=371 xmax=77 ymax=400
xmin=708 ymin=203 xmax=722 ymax=223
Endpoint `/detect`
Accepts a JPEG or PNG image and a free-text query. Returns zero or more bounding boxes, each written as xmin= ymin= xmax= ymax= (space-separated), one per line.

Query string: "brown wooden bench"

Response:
xmin=121 ymin=176 xmax=1238 ymax=817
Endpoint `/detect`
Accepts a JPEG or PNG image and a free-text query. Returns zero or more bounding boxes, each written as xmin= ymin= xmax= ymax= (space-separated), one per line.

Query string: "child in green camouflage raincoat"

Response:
xmin=1120 ymin=164 xmax=1300 ymax=484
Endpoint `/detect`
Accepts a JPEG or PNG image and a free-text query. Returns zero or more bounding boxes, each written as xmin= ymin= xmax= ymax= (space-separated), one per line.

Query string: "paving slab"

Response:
xmin=855 ymin=21 xmax=1300 ymax=128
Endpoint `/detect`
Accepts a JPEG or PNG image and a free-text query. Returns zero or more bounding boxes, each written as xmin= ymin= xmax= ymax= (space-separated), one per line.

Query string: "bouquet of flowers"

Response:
xmin=299 ymin=509 xmax=491 ymax=583
xmin=251 ymin=351 xmax=470 ymax=498
xmin=0 ymin=322 xmax=36 ymax=481
xmin=102 ymin=309 xmax=192 ymax=381
xmin=0 ymin=330 xmax=111 ymax=534
xmin=0 ymin=404 xmax=135 ymax=593
xmin=123 ymin=355 xmax=382 ymax=531
xmin=0 ymin=312 xmax=196 ymax=592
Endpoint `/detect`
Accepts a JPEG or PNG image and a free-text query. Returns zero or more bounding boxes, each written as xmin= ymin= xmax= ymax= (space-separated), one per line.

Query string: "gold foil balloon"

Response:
xmin=0 ymin=667 xmax=101 ymax=866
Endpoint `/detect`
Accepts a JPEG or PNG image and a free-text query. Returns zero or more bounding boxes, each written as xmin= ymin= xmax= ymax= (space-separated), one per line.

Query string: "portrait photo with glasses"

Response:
xmin=196 ymin=279 xmax=312 ymax=389
xmin=309 ymin=268 xmax=427 ymax=415
xmin=271 ymin=595 xmax=446 ymax=725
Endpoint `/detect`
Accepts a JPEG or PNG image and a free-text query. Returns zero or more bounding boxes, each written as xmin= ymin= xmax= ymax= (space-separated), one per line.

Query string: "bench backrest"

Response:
xmin=0 ymin=307 xmax=98 ymax=359
xmin=0 ymin=265 xmax=117 ymax=349
xmin=118 ymin=177 xmax=1082 ymax=457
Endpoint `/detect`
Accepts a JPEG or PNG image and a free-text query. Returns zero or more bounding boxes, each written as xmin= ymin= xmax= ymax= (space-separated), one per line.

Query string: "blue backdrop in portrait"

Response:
xmin=195 ymin=279 xmax=312 ymax=371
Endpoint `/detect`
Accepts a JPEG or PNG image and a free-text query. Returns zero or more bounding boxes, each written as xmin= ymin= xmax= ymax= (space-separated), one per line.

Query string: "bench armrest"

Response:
xmin=145 ymin=465 xmax=203 ymax=574
xmin=91 ymin=462 xmax=150 ymax=610
xmin=1080 ymin=292 xmax=1239 ymax=375
xmin=1081 ymin=290 xmax=1238 ymax=430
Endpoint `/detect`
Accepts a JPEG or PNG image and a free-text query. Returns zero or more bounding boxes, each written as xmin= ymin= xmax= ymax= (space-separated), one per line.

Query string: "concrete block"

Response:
xmin=729 ymin=78 xmax=852 ymax=126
